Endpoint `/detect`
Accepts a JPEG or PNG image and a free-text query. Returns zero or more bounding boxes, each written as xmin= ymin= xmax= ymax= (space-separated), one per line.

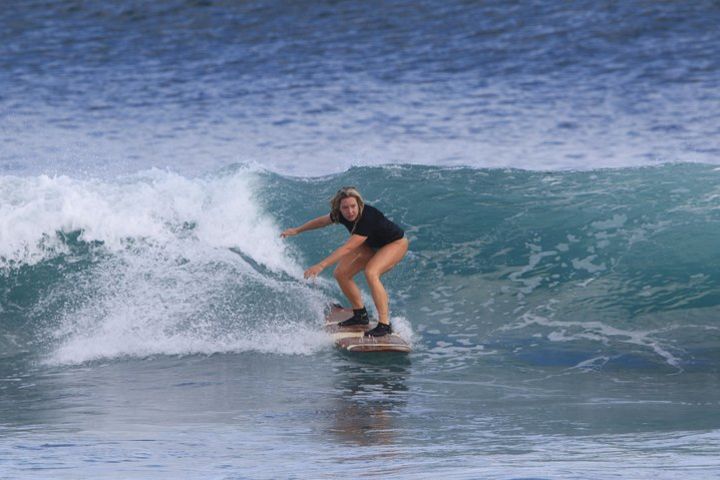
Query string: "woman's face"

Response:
xmin=340 ymin=197 xmax=359 ymax=222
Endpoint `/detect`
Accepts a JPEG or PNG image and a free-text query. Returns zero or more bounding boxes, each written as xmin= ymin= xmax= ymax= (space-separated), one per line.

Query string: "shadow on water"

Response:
xmin=327 ymin=352 xmax=411 ymax=448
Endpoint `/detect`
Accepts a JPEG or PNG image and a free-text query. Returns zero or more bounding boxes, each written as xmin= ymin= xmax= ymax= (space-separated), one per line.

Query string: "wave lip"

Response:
xmin=0 ymin=168 xmax=295 ymax=272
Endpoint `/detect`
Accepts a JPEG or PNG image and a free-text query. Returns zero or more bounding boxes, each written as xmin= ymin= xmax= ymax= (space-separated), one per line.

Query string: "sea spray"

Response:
xmin=1 ymin=167 xmax=333 ymax=363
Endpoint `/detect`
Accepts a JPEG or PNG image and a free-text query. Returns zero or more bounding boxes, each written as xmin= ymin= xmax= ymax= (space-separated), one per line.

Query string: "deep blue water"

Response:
xmin=3 ymin=0 xmax=719 ymax=176
xmin=2 ymin=1 xmax=720 ymax=478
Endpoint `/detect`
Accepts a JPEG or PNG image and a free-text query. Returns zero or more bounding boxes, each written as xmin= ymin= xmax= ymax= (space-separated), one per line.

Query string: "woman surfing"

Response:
xmin=280 ymin=187 xmax=408 ymax=337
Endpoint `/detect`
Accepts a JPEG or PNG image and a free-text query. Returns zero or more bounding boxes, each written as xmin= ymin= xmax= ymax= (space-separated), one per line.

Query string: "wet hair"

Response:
xmin=329 ymin=186 xmax=364 ymax=232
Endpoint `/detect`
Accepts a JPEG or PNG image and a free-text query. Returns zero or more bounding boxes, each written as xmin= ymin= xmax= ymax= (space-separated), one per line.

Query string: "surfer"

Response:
xmin=281 ymin=187 xmax=408 ymax=337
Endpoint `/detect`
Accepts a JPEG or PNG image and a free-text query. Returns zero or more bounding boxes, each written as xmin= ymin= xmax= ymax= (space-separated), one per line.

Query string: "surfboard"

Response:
xmin=324 ymin=304 xmax=411 ymax=353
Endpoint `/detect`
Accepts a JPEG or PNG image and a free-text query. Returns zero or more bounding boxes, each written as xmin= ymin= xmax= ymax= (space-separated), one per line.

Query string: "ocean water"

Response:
xmin=2 ymin=1 xmax=720 ymax=478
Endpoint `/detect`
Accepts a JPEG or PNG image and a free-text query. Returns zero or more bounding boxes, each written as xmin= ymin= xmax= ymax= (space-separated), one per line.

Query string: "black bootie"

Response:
xmin=364 ymin=322 xmax=392 ymax=337
xmin=338 ymin=307 xmax=370 ymax=327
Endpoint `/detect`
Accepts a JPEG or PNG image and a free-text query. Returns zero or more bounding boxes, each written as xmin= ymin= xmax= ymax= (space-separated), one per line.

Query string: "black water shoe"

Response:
xmin=338 ymin=308 xmax=369 ymax=327
xmin=364 ymin=322 xmax=392 ymax=337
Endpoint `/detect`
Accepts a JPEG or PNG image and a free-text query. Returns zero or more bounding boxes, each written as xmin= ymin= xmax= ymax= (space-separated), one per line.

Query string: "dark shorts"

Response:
xmin=368 ymin=232 xmax=405 ymax=251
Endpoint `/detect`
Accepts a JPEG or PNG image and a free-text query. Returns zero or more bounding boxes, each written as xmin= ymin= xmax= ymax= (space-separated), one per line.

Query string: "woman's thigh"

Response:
xmin=364 ymin=238 xmax=409 ymax=278
xmin=334 ymin=243 xmax=376 ymax=279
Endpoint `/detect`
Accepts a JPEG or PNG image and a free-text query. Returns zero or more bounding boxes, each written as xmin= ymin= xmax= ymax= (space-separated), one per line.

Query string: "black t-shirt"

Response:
xmin=330 ymin=204 xmax=404 ymax=249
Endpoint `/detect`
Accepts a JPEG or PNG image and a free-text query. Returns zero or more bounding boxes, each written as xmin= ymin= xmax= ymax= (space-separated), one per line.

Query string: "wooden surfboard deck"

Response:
xmin=324 ymin=304 xmax=411 ymax=354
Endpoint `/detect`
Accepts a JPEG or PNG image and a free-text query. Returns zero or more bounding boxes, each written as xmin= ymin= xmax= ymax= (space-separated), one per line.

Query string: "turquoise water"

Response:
xmin=2 ymin=0 xmax=720 ymax=477
xmin=2 ymin=165 xmax=720 ymax=478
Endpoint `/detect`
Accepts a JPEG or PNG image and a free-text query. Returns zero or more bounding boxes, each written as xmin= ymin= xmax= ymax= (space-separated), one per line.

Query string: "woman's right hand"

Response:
xmin=280 ymin=227 xmax=299 ymax=238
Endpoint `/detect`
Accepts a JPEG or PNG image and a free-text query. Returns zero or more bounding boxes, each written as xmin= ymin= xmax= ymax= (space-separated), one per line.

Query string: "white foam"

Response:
xmin=0 ymin=168 xmax=300 ymax=274
xmin=390 ymin=315 xmax=418 ymax=347
xmin=571 ymin=255 xmax=607 ymax=273
xmin=591 ymin=214 xmax=628 ymax=230
xmin=46 ymin=266 xmax=335 ymax=365
xmin=0 ymin=168 xmax=346 ymax=364
xmin=49 ymin=319 xmax=333 ymax=365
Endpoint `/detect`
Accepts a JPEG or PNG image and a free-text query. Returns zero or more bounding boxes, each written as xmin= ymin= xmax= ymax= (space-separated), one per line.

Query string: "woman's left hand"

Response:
xmin=304 ymin=264 xmax=325 ymax=279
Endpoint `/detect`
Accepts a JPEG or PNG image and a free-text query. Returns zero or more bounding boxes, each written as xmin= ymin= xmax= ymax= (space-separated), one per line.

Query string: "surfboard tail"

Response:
xmin=323 ymin=303 xmax=411 ymax=353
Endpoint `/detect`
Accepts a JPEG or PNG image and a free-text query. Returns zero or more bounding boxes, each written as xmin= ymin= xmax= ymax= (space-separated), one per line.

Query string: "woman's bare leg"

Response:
xmin=364 ymin=238 xmax=409 ymax=325
xmin=333 ymin=244 xmax=375 ymax=309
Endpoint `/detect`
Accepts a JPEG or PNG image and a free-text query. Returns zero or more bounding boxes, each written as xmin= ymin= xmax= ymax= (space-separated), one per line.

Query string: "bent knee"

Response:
xmin=364 ymin=268 xmax=382 ymax=281
xmin=334 ymin=267 xmax=353 ymax=281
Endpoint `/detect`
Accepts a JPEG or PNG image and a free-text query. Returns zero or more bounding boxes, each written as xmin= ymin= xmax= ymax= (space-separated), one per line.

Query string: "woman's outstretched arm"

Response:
xmin=280 ymin=214 xmax=333 ymax=238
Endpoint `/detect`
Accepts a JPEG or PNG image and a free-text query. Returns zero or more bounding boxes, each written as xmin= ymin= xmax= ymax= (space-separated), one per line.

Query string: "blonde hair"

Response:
xmin=329 ymin=186 xmax=365 ymax=231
